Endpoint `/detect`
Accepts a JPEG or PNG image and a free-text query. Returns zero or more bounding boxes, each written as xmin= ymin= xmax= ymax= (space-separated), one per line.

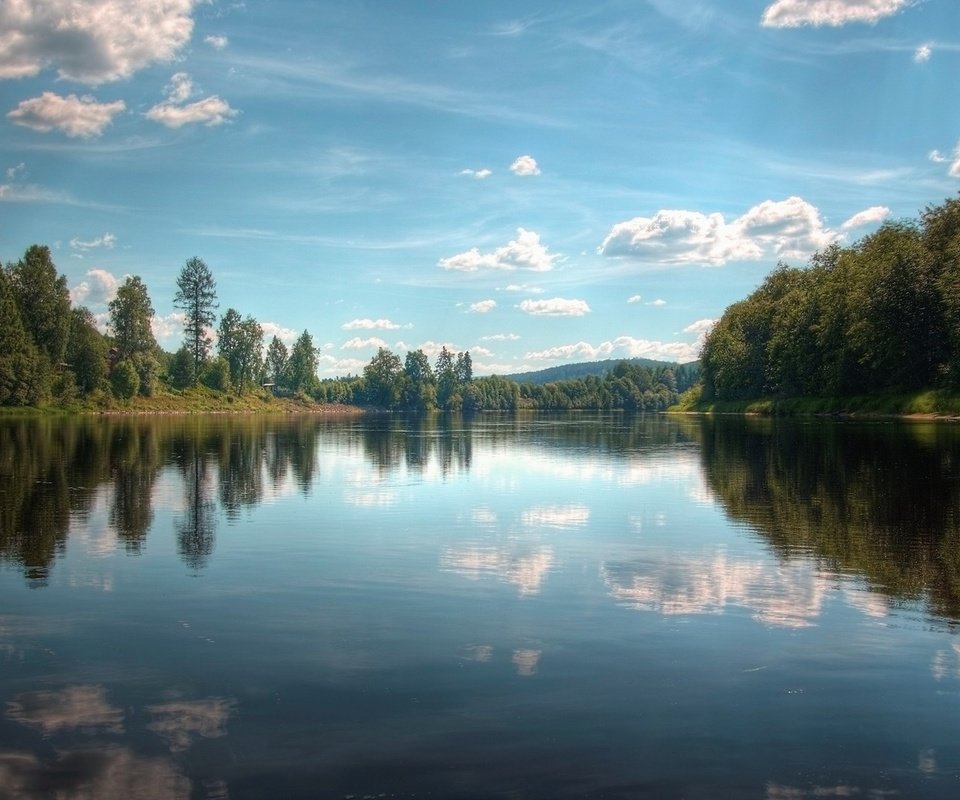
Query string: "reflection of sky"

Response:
xmin=602 ymin=552 xmax=883 ymax=629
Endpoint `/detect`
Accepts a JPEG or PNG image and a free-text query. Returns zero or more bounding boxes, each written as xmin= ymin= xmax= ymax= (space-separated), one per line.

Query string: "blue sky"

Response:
xmin=1 ymin=0 xmax=958 ymax=377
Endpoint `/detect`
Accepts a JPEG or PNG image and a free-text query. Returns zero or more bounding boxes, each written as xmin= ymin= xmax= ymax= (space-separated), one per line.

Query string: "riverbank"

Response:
xmin=0 ymin=386 xmax=367 ymax=416
xmin=673 ymin=388 xmax=960 ymax=419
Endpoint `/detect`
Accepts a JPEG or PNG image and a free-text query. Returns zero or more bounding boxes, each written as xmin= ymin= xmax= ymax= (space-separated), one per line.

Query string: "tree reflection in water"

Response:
xmin=2 ymin=413 xmax=960 ymax=620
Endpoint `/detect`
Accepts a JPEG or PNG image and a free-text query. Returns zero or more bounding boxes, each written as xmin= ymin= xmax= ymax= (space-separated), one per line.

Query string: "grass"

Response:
xmin=14 ymin=386 xmax=364 ymax=416
xmin=673 ymin=388 xmax=960 ymax=418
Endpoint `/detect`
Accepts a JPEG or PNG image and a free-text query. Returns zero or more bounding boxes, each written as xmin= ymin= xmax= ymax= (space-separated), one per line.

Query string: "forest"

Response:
xmin=698 ymin=196 xmax=960 ymax=403
xmin=0 ymin=245 xmax=692 ymax=413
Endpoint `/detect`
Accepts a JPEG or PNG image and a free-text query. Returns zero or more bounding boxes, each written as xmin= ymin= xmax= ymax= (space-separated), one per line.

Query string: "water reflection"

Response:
xmin=694 ymin=416 xmax=960 ymax=620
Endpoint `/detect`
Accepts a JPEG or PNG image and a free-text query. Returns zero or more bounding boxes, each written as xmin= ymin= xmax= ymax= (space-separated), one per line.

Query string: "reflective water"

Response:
xmin=1 ymin=413 xmax=959 ymax=799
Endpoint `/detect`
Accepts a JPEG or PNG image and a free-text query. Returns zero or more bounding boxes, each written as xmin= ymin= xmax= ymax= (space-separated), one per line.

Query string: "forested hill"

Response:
xmin=506 ymin=358 xmax=699 ymax=388
xmin=698 ymin=196 xmax=960 ymax=403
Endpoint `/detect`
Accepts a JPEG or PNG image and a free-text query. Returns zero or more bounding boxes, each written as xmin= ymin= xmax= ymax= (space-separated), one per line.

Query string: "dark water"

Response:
xmin=1 ymin=412 xmax=959 ymax=799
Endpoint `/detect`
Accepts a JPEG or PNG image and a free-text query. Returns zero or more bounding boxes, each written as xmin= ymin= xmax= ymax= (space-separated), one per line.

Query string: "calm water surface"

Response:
xmin=1 ymin=412 xmax=959 ymax=799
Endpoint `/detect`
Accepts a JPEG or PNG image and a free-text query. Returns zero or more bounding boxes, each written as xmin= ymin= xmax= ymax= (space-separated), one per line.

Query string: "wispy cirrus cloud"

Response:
xmin=840 ymin=205 xmax=889 ymax=231
xmin=7 ymin=92 xmax=126 ymax=138
xmin=0 ymin=0 xmax=198 ymax=84
xmin=70 ymin=233 xmax=117 ymax=252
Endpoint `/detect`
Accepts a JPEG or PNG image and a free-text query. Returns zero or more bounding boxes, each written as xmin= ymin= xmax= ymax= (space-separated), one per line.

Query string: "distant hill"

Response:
xmin=503 ymin=358 xmax=698 ymax=386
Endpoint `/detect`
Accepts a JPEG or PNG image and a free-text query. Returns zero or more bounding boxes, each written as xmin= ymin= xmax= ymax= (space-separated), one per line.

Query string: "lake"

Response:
xmin=1 ymin=412 xmax=959 ymax=799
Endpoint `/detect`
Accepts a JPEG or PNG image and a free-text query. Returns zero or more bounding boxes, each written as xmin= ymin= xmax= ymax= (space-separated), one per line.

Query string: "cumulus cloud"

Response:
xmin=0 ymin=0 xmax=197 ymax=84
xmin=840 ymin=205 xmax=889 ymax=231
xmin=164 ymin=72 xmax=194 ymax=103
xmin=470 ymin=299 xmax=497 ymax=313
xmin=342 ymin=318 xmax=401 ymax=330
xmin=627 ymin=295 xmax=643 ymax=304
xmin=480 ymin=333 xmax=520 ymax=341
xmin=439 ymin=228 xmax=559 ymax=272
xmin=600 ymin=196 xmax=839 ymax=266
xmin=504 ymin=283 xmax=544 ymax=293
xmin=519 ymin=298 xmax=591 ymax=317
xmin=460 ymin=168 xmax=492 ymax=179
xmin=526 ymin=335 xmax=700 ymax=364
xmin=684 ymin=319 xmax=718 ymax=335
xmin=649 ymin=298 xmax=667 ymax=307
xmin=760 ymin=0 xmax=911 ymax=28
xmin=70 ymin=233 xmax=116 ymax=252
xmin=7 ymin=92 xmax=126 ymax=138
xmin=261 ymin=321 xmax=299 ymax=344
xmin=205 ymin=35 xmax=229 ymax=50
xmin=343 ymin=337 xmax=389 ymax=350
xmin=914 ymin=43 xmax=932 ymax=63
xmin=510 ymin=155 xmax=541 ymax=176
xmin=151 ymin=311 xmax=185 ymax=347
xmin=146 ymin=95 xmax=238 ymax=129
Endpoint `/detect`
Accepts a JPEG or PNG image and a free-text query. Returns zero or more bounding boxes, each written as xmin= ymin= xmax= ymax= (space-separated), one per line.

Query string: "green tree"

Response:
xmin=287 ymin=330 xmax=319 ymax=394
xmin=403 ymin=348 xmax=435 ymax=410
xmin=202 ymin=356 xmax=232 ymax=392
xmin=455 ymin=350 xmax=473 ymax=384
xmin=217 ymin=309 xmax=264 ymax=394
xmin=0 ymin=268 xmax=47 ymax=406
xmin=364 ymin=347 xmax=404 ymax=407
xmin=110 ymin=358 xmax=139 ymax=399
xmin=66 ymin=306 xmax=108 ymax=395
xmin=174 ymin=256 xmax=218 ymax=380
xmin=169 ymin=346 xmax=196 ymax=389
xmin=435 ymin=346 xmax=456 ymax=409
xmin=265 ymin=336 xmax=289 ymax=389
xmin=108 ymin=276 xmax=158 ymax=359
xmin=6 ymin=244 xmax=70 ymax=368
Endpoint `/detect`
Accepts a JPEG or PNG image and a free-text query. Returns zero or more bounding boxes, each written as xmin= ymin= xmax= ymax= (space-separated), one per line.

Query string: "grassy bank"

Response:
xmin=4 ymin=386 xmax=365 ymax=416
xmin=673 ymin=386 xmax=960 ymax=418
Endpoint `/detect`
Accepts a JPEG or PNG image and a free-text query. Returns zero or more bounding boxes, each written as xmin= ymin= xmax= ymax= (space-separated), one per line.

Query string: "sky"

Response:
xmin=1 ymin=0 xmax=958 ymax=377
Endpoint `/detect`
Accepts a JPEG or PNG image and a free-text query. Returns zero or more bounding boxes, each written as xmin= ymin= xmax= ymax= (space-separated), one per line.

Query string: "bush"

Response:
xmin=111 ymin=359 xmax=139 ymax=400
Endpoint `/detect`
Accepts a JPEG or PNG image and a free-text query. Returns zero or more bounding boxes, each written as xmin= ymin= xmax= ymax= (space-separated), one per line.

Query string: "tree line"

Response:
xmin=699 ymin=196 xmax=960 ymax=401
xmin=0 ymin=243 xmax=692 ymax=411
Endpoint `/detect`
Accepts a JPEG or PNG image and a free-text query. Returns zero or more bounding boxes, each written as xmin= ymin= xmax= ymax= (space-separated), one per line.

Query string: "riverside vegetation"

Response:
xmin=686 ymin=196 xmax=960 ymax=416
xmin=0 ymin=247 xmax=694 ymax=414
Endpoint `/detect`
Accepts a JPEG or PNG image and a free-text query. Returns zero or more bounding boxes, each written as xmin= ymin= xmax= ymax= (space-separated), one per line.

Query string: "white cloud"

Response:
xmin=0 ymin=0 xmax=198 ymax=84
xmin=261 ymin=321 xmax=299 ymax=344
xmin=460 ymin=168 xmax=492 ymax=179
xmin=760 ymin=0 xmax=911 ymax=28
xmin=510 ymin=154 xmax=541 ymax=176
xmin=503 ymin=283 xmax=544 ymax=293
xmin=469 ymin=299 xmax=497 ymax=313
xmin=627 ymin=295 xmax=643 ymax=304
xmin=519 ymin=298 xmax=591 ymax=317
xmin=205 ymin=35 xmax=229 ymax=50
xmin=7 ymin=92 xmax=126 ymax=138
xmin=526 ymin=335 xmax=700 ymax=364
xmin=343 ymin=336 xmax=388 ymax=350
xmin=949 ymin=143 xmax=960 ymax=178
xmin=840 ymin=205 xmax=889 ymax=231
xmin=70 ymin=268 xmax=119 ymax=306
xmin=342 ymin=318 xmax=401 ymax=330
xmin=683 ymin=319 xmax=718 ymax=336
xmin=600 ymin=196 xmax=837 ymax=266
xmin=471 ymin=346 xmax=495 ymax=357
xmin=480 ymin=333 xmax=520 ymax=341
xmin=152 ymin=311 xmax=185 ymax=347
xmin=146 ymin=95 xmax=238 ymax=129
xmin=914 ymin=43 xmax=932 ymax=63
xmin=649 ymin=298 xmax=667 ymax=307
xmin=164 ymin=72 xmax=194 ymax=103
xmin=70 ymin=233 xmax=117 ymax=251
xmin=929 ymin=150 xmax=947 ymax=164
xmin=439 ymin=228 xmax=559 ymax=272
xmin=6 ymin=163 xmax=26 ymax=181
